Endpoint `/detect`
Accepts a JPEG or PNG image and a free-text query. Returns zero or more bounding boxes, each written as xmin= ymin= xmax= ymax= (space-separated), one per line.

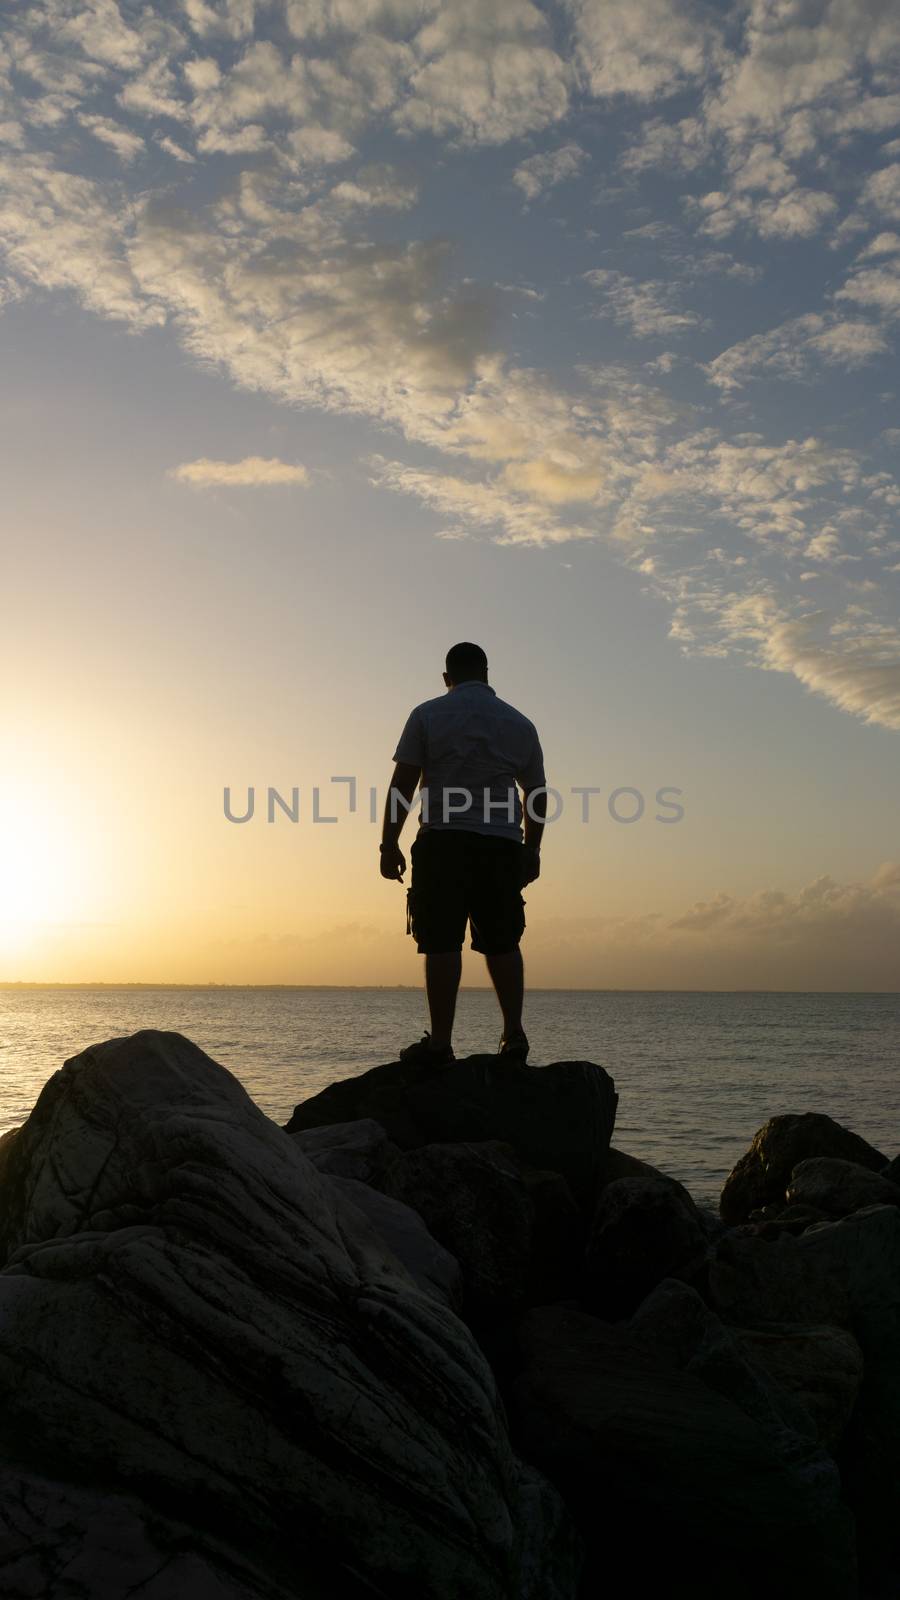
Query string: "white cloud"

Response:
xmin=705 ymin=313 xmax=890 ymax=391
xmin=857 ymin=231 xmax=900 ymax=259
xmin=692 ymin=185 xmax=837 ymax=240
xmin=78 ymin=113 xmax=145 ymax=164
xmin=861 ymin=162 xmax=900 ymax=221
xmin=512 ymin=142 xmax=588 ymax=202
xmin=170 ymin=456 xmax=311 ymax=486
xmin=566 ymin=0 xmax=716 ymax=102
xmin=395 ymin=0 xmax=569 ymax=144
xmin=584 ymin=269 xmax=701 ymax=338
xmin=836 ymin=261 xmax=900 ymax=318
xmin=620 ymin=115 xmax=709 ymax=174
xmin=0 ymin=153 xmax=163 ymax=327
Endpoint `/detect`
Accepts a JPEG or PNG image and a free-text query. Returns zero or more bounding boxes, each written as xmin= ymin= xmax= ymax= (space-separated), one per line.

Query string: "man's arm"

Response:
xmin=521 ymin=786 xmax=546 ymax=884
xmin=379 ymin=760 xmax=421 ymax=880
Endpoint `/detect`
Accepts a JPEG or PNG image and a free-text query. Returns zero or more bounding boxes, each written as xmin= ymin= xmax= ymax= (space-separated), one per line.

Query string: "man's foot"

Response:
xmin=498 ymin=1029 xmax=529 ymax=1061
xmin=399 ymin=1033 xmax=455 ymax=1065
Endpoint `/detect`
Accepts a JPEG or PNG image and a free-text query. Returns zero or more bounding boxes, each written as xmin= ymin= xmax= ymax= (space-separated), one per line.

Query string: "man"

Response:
xmin=380 ymin=642 xmax=546 ymax=1065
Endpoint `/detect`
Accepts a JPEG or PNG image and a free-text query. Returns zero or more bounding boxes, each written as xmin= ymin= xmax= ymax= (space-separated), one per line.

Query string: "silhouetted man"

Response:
xmin=380 ymin=642 xmax=546 ymax=1064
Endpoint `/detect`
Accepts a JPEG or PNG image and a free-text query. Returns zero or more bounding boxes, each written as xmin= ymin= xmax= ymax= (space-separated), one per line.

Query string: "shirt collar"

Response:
xmin=451 ymin=680 xmax=495 ymax=694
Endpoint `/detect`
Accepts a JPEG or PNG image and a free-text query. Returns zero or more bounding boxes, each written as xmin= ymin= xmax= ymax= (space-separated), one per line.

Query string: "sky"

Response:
xmin=1 ymin=0 xmax=899 ymax=989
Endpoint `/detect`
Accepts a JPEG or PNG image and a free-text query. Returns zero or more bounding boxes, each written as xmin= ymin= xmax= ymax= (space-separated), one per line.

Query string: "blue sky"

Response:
xmin=2 ymin=0 xmax=899 ymax=986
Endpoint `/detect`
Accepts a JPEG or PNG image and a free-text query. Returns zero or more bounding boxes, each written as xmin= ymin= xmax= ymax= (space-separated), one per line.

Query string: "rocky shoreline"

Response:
xmin=0 ymin=1030 xmax=896 ymax=1598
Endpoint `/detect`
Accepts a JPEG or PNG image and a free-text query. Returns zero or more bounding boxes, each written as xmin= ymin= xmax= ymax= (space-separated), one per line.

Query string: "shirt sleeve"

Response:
xmin=517 ymin=730 xmax=546 ymax=790
xmin=392 ymin=707 xmax=426 ymax=767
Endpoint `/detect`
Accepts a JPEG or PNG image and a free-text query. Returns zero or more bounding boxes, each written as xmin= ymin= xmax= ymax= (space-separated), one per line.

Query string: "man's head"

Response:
xmin=444 ymin=641 xmax=488 ymax=687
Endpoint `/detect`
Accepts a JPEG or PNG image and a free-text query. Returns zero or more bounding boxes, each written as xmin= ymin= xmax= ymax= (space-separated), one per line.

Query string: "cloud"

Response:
xmin=170 ymin=456 xmax=311 ymax=486
xmin=836 ymin=260 xmax=900 ymax=318
xmin=566 ymin=0 xmax=716 ymax=102
xmin=78 ymin=113 xmax=145 ymax=163
xmin=705 ymin=313 xmax=891 ymax=391
xmin=395 ymin=0 xmax=570 ymax=144
xmin=861 ymin=162 xmax=900 ymax=221
xmin=691 ymin=185 xmax=838 ymax=240
xmin=671 ymin=862 xmax=900 ymax=946
xmin=584 ymin=269 xmax=702 ymax=338
xmin=512 ymin=142 xmax=588 ymax=202
xmin=760 ymin=613 xmax=900 ymax=730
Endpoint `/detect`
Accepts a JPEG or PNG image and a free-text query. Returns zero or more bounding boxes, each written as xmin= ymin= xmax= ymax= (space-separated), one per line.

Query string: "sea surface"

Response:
xmin=1 ymin=987 xmax=896 ymax=1206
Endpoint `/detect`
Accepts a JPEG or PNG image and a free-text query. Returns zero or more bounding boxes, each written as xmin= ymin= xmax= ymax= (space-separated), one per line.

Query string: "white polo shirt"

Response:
xmin=392 ymin=680 xmax=546 ymax=841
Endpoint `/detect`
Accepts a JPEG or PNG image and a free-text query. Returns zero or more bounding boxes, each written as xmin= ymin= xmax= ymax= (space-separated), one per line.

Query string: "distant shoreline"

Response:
xmin=1 ymin=983 xmax=897 ymax=996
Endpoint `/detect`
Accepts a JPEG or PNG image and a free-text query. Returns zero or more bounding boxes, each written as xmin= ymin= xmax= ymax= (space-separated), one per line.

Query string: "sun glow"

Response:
xmin=0 ymin=787 xmax=91 ymax=948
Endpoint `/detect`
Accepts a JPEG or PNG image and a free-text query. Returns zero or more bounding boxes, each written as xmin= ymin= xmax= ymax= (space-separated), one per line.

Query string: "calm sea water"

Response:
xmin=0 ymin=987 xmax=896 ymax=1206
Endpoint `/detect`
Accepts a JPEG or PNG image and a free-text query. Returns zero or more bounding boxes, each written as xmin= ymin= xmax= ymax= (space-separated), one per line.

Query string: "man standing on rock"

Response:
xmin=380 ymin=642 xmax=547 ymax=1065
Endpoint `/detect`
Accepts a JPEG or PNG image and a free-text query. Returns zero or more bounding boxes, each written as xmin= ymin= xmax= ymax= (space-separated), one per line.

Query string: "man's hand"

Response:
xmin=380 ymin=842 xmax=406 ymax=881
xmin=519 ymin=845 xmax=541 ymax=887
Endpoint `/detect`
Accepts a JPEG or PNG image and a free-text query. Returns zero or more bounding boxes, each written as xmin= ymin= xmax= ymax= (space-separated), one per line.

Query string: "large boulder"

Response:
xmin=798 ymin=1207 xmax=900 ymax=1588
xmin=786 ymin=1157 xmax=900 ymax=1220
xmin=581 ymin=1175 xmax=708 ymax=1320
xmin=721 ymin=1114 xmax=887 ymax=1225
xmin=286 ymin=1055 xmax=617 ymax=1211
xmin=736 ymin=1324 xmax=864 ymax=1454
xmin=708 ymin=1229 xmax=850 ymax=1329
xmin=508 ymin=1296 xmax=856 ymax=1599
xmin=0 ymin=1030 xmax=582 ymax=1600
xmin=324 ymin=1174 xmax=464 ymax=1310
xmin=378 ymin=1139 xmax=583 ymax=1329
xmin=290 ymin=1117 xmax=400 ymax=1183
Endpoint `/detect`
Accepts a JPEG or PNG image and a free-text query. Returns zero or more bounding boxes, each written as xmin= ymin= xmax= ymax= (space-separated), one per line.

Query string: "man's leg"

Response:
xmin=485 ymin=947 xmax=524 ymax=1039
xmin=424 ymin=951 xmax=462 ymax=1050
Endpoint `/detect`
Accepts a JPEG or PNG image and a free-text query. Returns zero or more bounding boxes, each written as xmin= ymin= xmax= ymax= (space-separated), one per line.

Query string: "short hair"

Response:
xmin=446 ymin=641 xmax=488 ymax=682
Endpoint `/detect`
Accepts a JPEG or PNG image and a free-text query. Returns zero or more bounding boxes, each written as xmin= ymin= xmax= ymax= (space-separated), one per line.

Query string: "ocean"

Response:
xmin=1 ymin=986 xmax=896 ymax=1207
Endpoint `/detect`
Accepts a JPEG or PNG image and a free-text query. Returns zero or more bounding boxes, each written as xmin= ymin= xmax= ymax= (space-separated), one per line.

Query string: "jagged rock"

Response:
xmin=629 ymin=1280 xmax=822 ymax=1452
xmin=0 ymin=1030 xmax=582 ymax=1600
xmin=786 ymin=1157 xmax=900 ymax=1220
xmin=601 ymin=1146 xmax=666 ymax=1184
xmin=378 ymin=1139 xmax=583 ymax=1327
xmin=881 ymin=1154 xmax=900 ymax=1187
xmin=708 ymin=1229 xmax=850 ymax=1329
xmin=747 ymin=1202 xmax=831 ymax=1235
xmin=798 ymin=1207 xmax=900 ymax=1587
xmin=508 ymin=1299 xmax=857 ymax=1599
xmin=290 ymin=1117 xmax=400 ymax=1183
xmin=324 ymin=1174 xmax=464 ymax=1310
xmin=581 ymin=1175 xmax=708 ymax=1320
xmin=720 ymin=1113 xmax=887 ymax=1226
xmin=286 ymin=1054 xmax=617 ymax=1210
xmin=736 ymin=1324 xmax=865 ymax=1454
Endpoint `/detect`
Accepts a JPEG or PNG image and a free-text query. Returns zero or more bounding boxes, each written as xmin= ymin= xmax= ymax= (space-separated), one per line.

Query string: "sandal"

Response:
xmin=498 ymin=1030 xmax=529 ymax=1061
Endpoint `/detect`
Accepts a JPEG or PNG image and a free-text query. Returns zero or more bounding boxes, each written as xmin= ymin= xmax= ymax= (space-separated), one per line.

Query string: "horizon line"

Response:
xmin=1 ymin=982 xmax=897 ymax=996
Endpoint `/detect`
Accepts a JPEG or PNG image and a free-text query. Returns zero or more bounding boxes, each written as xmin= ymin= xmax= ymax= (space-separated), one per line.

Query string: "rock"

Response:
xmin=747 ymin=1202 xmax=831 ymax=1235
xmin=378 ymin=1140 xmax=583 ymax=1328
xmin=708 ymin=1229 xmax=850 ymax=1329
xmin=736 ymin=1324 xmax=865 ymax=1454
xmin=508 ymin=1300 xmax=856 ymax=1599
xmin=290 ymin=1117 xmax=400 ymax=1183
xmin=721 ymin=1113 xmax=887 ymax=1226
xmin=324 ymin=1174 xmax=464 ymax=1310
xmin=581 ymin=1175 xmax=708 ymax=1320
xmin=628 ymin=1280 xmax=823 ymax=1456
xmin=601 ymin=1146 xmax=666 ymax=1183
xmin=798 ymin=1207 xmax=900 ymax=1589
xmin=0 ymin=1030 xmax=582 ymax=1600
xmin=786 ymin=1157 xmax=900 ymax=1219
xmin=797 ymin=1205 xmax=900 ymax=1367
xmin=286 ymin=1054 xmax=617 ymax=1211
xmin=881 ymin=1154 xmax=900 ymax=1187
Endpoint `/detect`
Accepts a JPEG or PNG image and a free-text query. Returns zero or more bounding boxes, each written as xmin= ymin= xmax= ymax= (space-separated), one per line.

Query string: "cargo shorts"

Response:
xmin=406 ymin=828 xmax=527 ymax=955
